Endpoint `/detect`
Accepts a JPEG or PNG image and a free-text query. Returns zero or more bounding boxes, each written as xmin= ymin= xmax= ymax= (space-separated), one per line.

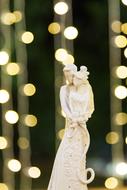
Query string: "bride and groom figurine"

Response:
xmin=47 ymin=64 xmax=95 ymax=190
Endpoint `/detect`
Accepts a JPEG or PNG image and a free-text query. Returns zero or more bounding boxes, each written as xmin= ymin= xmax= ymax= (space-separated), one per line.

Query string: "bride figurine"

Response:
xmin=47 ymin=64 xmax=95 ymax=190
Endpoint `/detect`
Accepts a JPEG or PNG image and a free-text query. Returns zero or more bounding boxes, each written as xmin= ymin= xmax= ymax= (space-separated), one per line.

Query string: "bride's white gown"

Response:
xmin=47 ymin=84 xmax=95 ymax=190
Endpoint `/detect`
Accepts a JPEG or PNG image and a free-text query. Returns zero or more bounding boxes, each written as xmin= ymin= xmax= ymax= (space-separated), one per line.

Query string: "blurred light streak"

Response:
xmin=53 ymin=0 xmax=74 ymax=150
xmin=108 ymin=0 xmax=124 ymax=187
xmin=0 ymin=0 xmax=15 ymax=189
xmin=14 ymin=0 xmax=33 ymax=189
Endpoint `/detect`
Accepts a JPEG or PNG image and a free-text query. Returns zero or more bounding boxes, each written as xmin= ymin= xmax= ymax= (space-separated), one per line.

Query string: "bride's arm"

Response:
xmin=78 ymin=84 xmax=95 ymax=122
xmin=59 ymin=86 xmax=72 ymax=119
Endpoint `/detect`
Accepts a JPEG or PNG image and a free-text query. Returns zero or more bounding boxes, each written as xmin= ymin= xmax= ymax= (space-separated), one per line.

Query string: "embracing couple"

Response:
xmin=60 ymin=63 xmax=94 ymax=129
xmin=47 ymin=64 xmax=95 ymax=190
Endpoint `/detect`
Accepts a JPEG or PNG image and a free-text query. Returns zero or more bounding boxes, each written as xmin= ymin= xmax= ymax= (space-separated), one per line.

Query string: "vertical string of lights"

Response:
xmin=48 ymin=0 xmax=78 ymax=149
xmin=0 ymin=0 xmax=41 ymax=190
xmin=0 ymin=0 xmax=15 ymax=190
xmin=14 ymin=1 xmax=32 ymax=190
xmin=13 ymin=0 xmax=41 ymax=190
xmin=105 ymin=0 xmax=127 ymax=189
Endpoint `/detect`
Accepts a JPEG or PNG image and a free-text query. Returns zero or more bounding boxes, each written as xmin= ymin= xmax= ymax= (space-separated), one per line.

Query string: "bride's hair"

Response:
xmin=63 ymin=63 xmax=77 ymax=73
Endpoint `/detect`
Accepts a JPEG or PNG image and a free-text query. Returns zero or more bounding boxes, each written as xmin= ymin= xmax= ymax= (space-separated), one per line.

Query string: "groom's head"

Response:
xmin=63 ymin=64 xmax=77 ymax=84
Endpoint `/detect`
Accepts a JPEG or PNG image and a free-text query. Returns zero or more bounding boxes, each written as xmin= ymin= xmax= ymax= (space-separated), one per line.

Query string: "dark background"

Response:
xmin=0 ymin=0 xmax=113 ymax=189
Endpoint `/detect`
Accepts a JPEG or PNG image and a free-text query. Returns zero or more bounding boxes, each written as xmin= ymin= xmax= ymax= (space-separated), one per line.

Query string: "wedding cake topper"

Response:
xmin=47 ymin=63 xmax=95 ymax=190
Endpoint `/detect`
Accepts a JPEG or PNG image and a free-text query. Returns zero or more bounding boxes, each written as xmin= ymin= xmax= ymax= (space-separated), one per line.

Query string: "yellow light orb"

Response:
xmin=64 ymin=26 xmax=78 ymax=40
xmin=5 ymin=110 xmax=19 ymax=124
xmin=1 ymin=12 xmax=16 ymax=25
xmin=122 ymin=0 xmax=127 ymax=6
xmin=24 ymin=115 xmax=37 ymax=127
xmin=0 ymin=137 xmax=8 ymax=149
xmin=111 ymin=21 xmax=121 ymax=33
xmin=125 ymin=137 xmax=127 ymax=144
xmin=114 ymin=35 xmax=127 ymax=48
xmin=21 ymin=31 xmax=34 ymax=44
xmin=0 ymin=51 xmax=9 ymax=65
xmin=57 ymin=129 xmax=65 ymax=140
xmin=55 ymin=48 xmax=68 ymax=62
xmin=54 ymin=2 xmax=69 ymax=15
xmin=124 ymin=47 xmax=127 ymax=58
xmin=48 ymin=22 xmax=61 ymax=34
xmin=62 ymin=54 xmax=74 ymax=65
xmin=0 ymin=90 xmax=9 ymax=104
xmin=13 ymin=11 xmax=22 ymax=23
xmin=106 ymin=132 xmax=119 ymax=144
xmin=0 ymin=183 xmax=8 ymax=190
xmin=116 ymin=162 xmax=127 ymax=175
xmin=114 ymin=85 xmax=127 ymax=99
xmin=6 ymin=62 xmax=20 ymax=76
xmin=8 ymin=159 xmax=21 ymax=172
xmin=18 ymin=137 xmax=29 ymax=149
xmin=28 ymin=167 xmax=41 ymax=178
xmin=116 ymin=65 xmax=127 ymax=79
xmin=121 ymin=23 xmax=127 ymax=34
xmin=23 ymin=83 xmax=36 ymax=96
xmin=105 ymin=177 xmax=118 ymax=189
xmin=114 ymin=112 xmax=127 ymax=125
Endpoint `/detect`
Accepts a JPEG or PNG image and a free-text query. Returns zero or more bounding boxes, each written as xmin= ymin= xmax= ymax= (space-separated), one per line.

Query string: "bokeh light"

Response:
xmin=1 ymin=12 xmax=16 ymax=25
xmin=105 ymin=177 xmax=118 ymax=189
xmin=115 ymin=65 xmax=127 ymax=79
xmin=48 ymin=22 xmax=61 ymax=34
xmin=54 ymin=2 xmax=69 ymax=15
xmin=62 ymin=54 xmax=74 ymax=65
xmin=57 ymin=129 xmax=65 ymax=140
xmin=55 ymin=48 xmax=68 ymax=62
xmin=125 ymin=137 xmax=127 ymax=144
xmin=0 ymin=137 xmax=8 ymax=149
xmin=106 ymin=132 xmax=119 ymax=144
xmin=7 ymin=159 xmax=21 ymax=172
xmin=13 ymin=11 xmax=22 ymax=23
xmin=23 ymin=83 xmax=36 ymax=96
xmin=21 ymin=31 xmax=34 ymax=44
xmin=0 ymin=183 xmax=8 ymax=190
xmin=6 ymin=62 xmax=20 ymax=75
xmin=121 ymin=23 xmax=127 ymax=34
xmin=114 ymin=35 xmax=127 ymax=48
xmin=0 ymin=90 xmax=9 ymax=103
xmin=121 ymin=0 xmax=127 ymax=6
xmin=124 ymin=47 xmax=127 ymax=58
xmin=116 ymin=162 xmax=127 ymax=175
xmin=64 ymin=26 xmax=78 ymax=40
xmin=5 ymin=110 xmax=19 ymax=124
xmin=114 ymin=85 xmax=127 ymax=99
xmin=0 ymin=51 xmax=9 ymax=65
xmin=18 ymin=137 xmax=29 ymax=149
xmin=114 ymin=112 xmax=127 ymax=125
xmin=28 ymin=167 xmax=41 ymax=178
xmin=24 ymin=114 xmax=37 ymax=127
xmin=111 ymin=21 xmax=121 ymax=33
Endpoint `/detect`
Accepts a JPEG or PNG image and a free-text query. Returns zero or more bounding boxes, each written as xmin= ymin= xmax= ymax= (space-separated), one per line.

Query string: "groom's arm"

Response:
xmin=59 ymin=86 xmax=72 ymax=119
